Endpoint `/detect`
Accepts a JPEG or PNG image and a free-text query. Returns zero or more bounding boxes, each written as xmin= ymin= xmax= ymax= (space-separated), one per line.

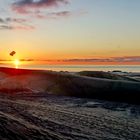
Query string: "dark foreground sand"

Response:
xmin=0 ymin=67 xmax=140 ymax=140
xmin=0 ymin=93 xmax=140 ymax=140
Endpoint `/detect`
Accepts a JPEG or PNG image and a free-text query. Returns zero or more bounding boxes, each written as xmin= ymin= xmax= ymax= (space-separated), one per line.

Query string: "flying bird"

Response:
xmin=10 ymin=51 xmax=16 ymax=56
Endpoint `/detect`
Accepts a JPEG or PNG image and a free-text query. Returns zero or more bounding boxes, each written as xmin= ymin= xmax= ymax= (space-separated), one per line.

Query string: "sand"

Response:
xmin=0 ymin=67 xmax=140 ymax=140
xmin=0 ymin=93 xmax=140 ymax=140
xmin=0 ymin=67 xmax=139 ymax=103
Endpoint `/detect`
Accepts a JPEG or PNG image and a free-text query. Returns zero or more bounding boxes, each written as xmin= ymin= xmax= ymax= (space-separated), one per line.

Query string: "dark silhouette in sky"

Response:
xmin=10 ymin=51 xmax=16 ymax=56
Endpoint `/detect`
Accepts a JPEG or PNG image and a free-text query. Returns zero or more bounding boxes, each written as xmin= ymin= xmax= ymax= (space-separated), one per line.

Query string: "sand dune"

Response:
xmin=0 ymin=67 xmax=140 ymax=103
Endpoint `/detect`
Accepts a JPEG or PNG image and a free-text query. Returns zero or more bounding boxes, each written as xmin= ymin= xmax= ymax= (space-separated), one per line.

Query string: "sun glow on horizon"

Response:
xmin=14 ymin=59 xmax=20 ymax=68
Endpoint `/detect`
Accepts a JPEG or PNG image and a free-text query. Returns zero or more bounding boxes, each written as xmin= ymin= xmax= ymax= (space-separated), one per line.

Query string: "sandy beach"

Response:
xmin=0 ymin=67 xmax=140 ymax=140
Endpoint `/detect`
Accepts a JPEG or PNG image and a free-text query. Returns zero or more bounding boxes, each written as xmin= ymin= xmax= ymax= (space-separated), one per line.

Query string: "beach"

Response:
xmin=0 ymin=67 xmax=140 ymax=140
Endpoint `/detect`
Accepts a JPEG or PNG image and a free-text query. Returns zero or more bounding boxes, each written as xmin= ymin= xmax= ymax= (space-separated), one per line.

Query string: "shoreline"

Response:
xmin=1 ymin=64 xmax=140 ymax=73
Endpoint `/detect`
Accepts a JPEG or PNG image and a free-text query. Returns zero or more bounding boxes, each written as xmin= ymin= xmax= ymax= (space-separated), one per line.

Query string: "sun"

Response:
xmin=14 ymin=59 xmax=20 ymax=68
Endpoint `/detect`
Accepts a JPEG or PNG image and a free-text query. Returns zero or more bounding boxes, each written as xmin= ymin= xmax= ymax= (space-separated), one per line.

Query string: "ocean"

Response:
xmin=1 ymin=63 xmax=140 ymax=72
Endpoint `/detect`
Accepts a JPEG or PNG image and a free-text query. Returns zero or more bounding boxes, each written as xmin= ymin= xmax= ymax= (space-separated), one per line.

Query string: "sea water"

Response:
xmin=1 ymin=63 xmax=139 ymax=72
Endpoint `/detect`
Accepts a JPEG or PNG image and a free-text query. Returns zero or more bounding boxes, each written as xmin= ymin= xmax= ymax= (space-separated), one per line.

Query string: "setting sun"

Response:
xmin=14 ymin=59 xmax=20 ymax=68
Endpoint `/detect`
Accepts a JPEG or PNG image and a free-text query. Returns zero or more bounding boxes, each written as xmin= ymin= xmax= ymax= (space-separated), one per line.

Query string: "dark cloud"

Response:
xmin=59 ymin=59 xmax=111 ymax=62
xmin=0 ymin=24 xmax=35 ymax=30
xmin=8 ymin=0 xmax=85 ymax=30
xmin=0 ymin=59 xmax=35 ymax=61
xmin=10 ymin=0 xmax=86 ymax=27
xmin=13 ymin=0 xmax=69 ymax=7
xmin=0 ymin=25 xmax=13 ymax=30
xmin=0 ymin=56 xmax=139 ymax=63
xmin=0 ymin=17 xmax=27 ymax=24
xmin=35 ymin=10 xmax=71 ymax=19
xmin=5 ymin=17 xmax=27 ymax=23
xmin=0 ymin=17 xmax=35 ymax=30
xmin=12 ymin=0 xmax=69 ymax=14
xmin=0 ymin=18 xmax=5 ymax=23
xmin=19 ymin=59 xmax=34 ymax=61
xmin=111 ymin=56 xmax=140 ymax=62
xmin=49 ymin=56 xmax=140 ymax=63
xmin=47 ymin=11 xmax=71 ymax=17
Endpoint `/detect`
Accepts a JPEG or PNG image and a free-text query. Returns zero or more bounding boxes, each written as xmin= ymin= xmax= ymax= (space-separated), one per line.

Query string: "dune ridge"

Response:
xmin=0 ymin=67 xmax=139 ymax=103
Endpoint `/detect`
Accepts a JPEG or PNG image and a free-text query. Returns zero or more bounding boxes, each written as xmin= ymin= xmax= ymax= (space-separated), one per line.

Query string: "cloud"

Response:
xmin=0 ymin=25 xmax=13 ymax=30
xmin=48 ymin=56 xmax=140 ymax=63
xmin=35 ymin=10 xmax=72 ymax=19
xmin=11 ymin=0 xmax=74 ymax=19
xmin=8 ymin=0 xmax=86 ymax=30
xmin=13 ymin=0 xmax=69 ymax=7
xmin=5 ymin=17 xmax=27 ymax=23
xmin=19 ymin=56 xmax=139 ymax=63
xmin=0 ymin=59 xmax=35 ymax=61
xmin=47 ymin=11 xmax=71 ymax=17
xmin=111 ymin=56 xmax=140 ymax=62
xmin=0 ymin=56 xmax=139 ymax=63
xmin=12 ymin=0 xmax=69 ymax=14
xmin=0 ymin=17 xmax=35 ymax=30
xmin=0 ymin=25 xmax=35 ymax=30
xmin=0 ymin=17 xmax=27 ymax=24
xmin=0 ymin=18 xmax=5 ymax=23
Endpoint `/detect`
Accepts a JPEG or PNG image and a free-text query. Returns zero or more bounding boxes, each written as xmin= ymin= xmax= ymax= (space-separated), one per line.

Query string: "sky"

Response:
xmin=0 ymin=0 xmax=140 ymax=64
